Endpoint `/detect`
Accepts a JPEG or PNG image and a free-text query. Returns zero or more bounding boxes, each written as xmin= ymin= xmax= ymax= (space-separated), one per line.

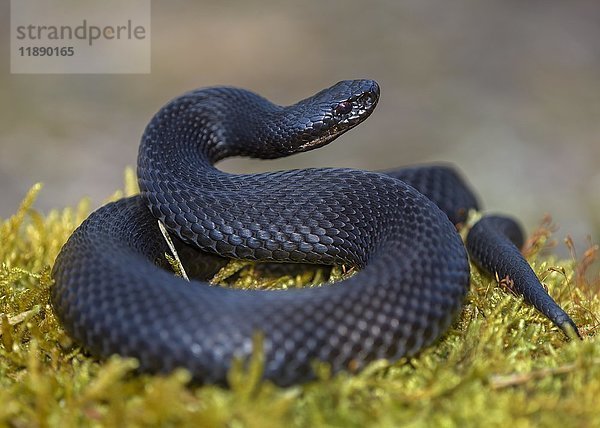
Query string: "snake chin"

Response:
xmin=297 ymin=128 xmax=345 ymax=152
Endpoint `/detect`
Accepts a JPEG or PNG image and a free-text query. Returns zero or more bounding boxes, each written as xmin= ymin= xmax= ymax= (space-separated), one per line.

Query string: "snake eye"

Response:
xmin=334 ymin=101 xmax=353 ymax=116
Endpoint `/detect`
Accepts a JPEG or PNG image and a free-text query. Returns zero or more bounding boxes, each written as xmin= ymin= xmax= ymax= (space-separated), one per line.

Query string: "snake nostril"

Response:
xmin=357 ymin=93 xmax=374 ymax=108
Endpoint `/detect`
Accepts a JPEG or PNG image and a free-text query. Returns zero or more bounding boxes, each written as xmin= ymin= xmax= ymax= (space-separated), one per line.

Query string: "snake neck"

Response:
xmin=137 ymin=80 xmax=377 ymax=180
xmin=138 ymin=87 xmax=317 ymax=171
xmin=136 ymin=88 xmax=282 ymax=200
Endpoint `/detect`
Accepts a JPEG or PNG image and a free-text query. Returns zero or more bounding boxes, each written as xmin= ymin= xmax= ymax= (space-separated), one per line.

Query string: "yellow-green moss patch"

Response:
xmin=1 ymin=172 xmax=598 ymax=427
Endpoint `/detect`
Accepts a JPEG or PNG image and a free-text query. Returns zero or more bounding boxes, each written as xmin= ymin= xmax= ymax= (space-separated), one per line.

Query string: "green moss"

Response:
xmin=1 ymin=171 xmax=599 ymax=427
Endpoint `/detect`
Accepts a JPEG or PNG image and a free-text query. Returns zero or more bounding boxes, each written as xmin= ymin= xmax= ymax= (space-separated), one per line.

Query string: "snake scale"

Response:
xmin=51 ymin=79 xmax=579 ymax=386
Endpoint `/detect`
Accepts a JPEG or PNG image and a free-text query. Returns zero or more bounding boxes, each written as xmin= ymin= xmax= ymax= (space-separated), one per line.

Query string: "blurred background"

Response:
xmin=1 ymin=0 xmax=599 ymax=257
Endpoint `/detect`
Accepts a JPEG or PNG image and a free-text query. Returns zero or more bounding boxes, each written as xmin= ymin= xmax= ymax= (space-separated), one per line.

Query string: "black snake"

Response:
xmin=51 ymin=79 xmax=579 ymax=386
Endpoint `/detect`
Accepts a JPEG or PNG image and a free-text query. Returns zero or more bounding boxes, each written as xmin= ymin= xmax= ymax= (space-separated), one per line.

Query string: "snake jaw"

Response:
xmin=296 ymin=130 xmax=341 ymax=152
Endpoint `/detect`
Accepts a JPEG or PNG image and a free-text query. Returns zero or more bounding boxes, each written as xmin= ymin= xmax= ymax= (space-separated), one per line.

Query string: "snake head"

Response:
xmin=287 ymin=79 xmax=380 ymax=153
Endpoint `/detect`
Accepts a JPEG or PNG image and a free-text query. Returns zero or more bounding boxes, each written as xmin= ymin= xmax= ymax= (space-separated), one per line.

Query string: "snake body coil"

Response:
xmin=51 ymin=80 xmax=578 ymax=386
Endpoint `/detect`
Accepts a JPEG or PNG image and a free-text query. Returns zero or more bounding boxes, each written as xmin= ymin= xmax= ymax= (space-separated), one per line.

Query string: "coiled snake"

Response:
xmin=51 ymin=80 xmax=579 ymax=386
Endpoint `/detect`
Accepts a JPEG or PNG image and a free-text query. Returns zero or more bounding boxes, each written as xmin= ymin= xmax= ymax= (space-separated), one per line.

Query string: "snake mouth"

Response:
xmin=297 ymin=132 xmax=340 ymax=152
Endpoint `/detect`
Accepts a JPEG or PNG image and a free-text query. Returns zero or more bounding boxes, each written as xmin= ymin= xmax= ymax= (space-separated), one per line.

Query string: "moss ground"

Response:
xmin=1 ymin=171 xmax=599 ymax=427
